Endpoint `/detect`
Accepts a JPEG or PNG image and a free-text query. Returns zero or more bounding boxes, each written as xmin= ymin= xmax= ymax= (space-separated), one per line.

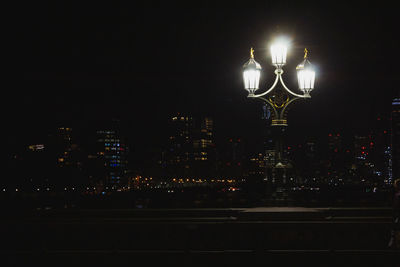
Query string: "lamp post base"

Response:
xmin=271 ymin=119 xmax=288 ymax=126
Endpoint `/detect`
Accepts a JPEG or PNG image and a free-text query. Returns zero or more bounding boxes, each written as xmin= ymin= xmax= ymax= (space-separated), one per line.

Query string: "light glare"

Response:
xmin=270 ymin=39 xmax=288 ymax=67
xmin=243 ymin=69 xmax=261 ymax=92
xmin=297 ymin=69 xmax=315 ymax=92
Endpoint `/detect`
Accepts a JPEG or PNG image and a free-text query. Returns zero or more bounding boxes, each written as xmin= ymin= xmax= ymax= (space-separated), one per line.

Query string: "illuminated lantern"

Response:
xmin=296 ymin=48 xmax=315 ymax=96
xmin=243 ymin=48 xmax=262 ymax=95
xmin=270 ymin=41 xmax=288 ymax=68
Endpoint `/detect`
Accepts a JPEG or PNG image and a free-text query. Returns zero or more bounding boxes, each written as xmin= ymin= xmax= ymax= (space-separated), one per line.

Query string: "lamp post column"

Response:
xmin=242 ymin=41 xmax=317 ymax=196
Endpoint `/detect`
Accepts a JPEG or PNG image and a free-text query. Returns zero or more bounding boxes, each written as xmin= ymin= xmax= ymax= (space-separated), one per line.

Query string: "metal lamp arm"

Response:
xmin=251 ymin=69 xmax=309 ymax=99
xmin=251 ymin=72 xmax=280 ymax=98
xmin=278 ymin=74 xmax=307 ymax=98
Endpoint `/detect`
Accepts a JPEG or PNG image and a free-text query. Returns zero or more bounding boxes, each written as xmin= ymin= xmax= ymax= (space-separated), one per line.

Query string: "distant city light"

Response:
xmin=28 ymin=144 xmax=45 ymax=151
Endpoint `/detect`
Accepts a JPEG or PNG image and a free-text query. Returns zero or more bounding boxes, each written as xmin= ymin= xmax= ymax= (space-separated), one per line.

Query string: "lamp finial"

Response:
xmin=304 ymin=48 xmax=308 ymax=59
xmin=250 ymin=47 xmax=254 ymax=59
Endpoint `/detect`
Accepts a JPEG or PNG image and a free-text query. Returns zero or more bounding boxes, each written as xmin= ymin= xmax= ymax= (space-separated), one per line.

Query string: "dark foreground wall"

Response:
xmin=2 ymin=207 xmax=398 ymax=267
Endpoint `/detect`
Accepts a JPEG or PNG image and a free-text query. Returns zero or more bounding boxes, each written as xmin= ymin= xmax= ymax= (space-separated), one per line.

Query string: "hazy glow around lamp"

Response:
xmin=243 ymin=48 xmax=262 ymax=95
xmin=270 ymin=42 xmax=287 ymax=68
xmin=296 ymin=48 xmax=315 ymax=96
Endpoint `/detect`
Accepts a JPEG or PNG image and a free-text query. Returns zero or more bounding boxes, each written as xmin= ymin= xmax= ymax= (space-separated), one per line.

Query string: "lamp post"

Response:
xmin=242 ymin=39 xmax=316 ymax=187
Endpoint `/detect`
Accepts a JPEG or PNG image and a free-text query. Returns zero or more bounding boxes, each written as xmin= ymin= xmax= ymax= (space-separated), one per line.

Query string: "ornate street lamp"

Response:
xmin=243 ymin=48 xmax=262 ymax=94
xmin=242 ymin=38 xmax=317 ymax=185
xmin=296 ymin=49 xmax=315 ymax=97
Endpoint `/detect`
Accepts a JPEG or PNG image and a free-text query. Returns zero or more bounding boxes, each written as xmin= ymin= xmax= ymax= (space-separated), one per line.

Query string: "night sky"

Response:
xmin=6 ymin=2 xmax=400 ymax=153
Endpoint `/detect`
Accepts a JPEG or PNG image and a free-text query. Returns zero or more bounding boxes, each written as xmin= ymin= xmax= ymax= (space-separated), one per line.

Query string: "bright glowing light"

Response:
xmin=270 ymin=41 xmax=288 ymax=67
xmin=243 ymin=70 xmax=261 ymax=92
xmin=296 ymin=55 xmax=315 ymax=94
xmin=243 ymin=48 xmax=262 ymax=94
xmin=297 ymin=69 xmax=315 ymax=91
xmin=28 ymin=144 xmax=45 ymax=151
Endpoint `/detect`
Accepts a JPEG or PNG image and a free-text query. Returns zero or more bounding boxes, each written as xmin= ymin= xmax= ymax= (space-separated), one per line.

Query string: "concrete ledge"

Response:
xmin=239 ymin=206 xmax=325 ymax=220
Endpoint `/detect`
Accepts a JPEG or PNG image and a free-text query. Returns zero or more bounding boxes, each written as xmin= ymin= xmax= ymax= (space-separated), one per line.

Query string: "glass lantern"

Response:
xmin=243 ymin=48 xmax=262 ymax=94
xmin=296 ymin=49 xmax=315 ymax=95
xmin=270 ymin=42 xmax=287 ymax=68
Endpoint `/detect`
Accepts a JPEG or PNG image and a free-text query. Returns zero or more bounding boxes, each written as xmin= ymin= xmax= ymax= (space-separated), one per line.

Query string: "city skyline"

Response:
xmin=3 ymin=2 xmax=400 ymax=192
xmin=5 ymin=105 xmax=397 ymax=191
xmin=7 ymin=103 xmax=396 ymax=152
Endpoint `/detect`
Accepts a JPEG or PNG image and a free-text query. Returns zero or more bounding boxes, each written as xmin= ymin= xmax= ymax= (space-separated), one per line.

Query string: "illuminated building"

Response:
xmin=166 ymin=115 xmax=215 ymax=179
xmin=369 ymin=115 xmax=392 ymax=185
xmin=354 ymin=135 xmax=369 ymax=163
xmin=384 ymin=146 xmax=392 ymax=185
xmin=51 ymin=127 xmax=85 ymax=189
xmin=28 ymin=144 xmax=45 ymax=151
xmin=352 ymin=134 xmax=374 ymax=184
xmin=168 ymin=115 xmax=194 ymax=177
xmin=250 ymin=151 xmax=267 ymax=178
xmin=392 ymin=97 xmax=400 ymax=180
xmin=193 ymin=117 xmax=214 ymax=160
xmin=55 ymin=127 xmax=73 ymax=167
xmin=352 ymin=128 xmax=392 ymax=186
xmin=263 ymin=131 xmax=293 ymax=184
xmin=97 ymin=130 xmax=129 ymax=188
xmin=192 ymin=117 xmax=216 ymax=178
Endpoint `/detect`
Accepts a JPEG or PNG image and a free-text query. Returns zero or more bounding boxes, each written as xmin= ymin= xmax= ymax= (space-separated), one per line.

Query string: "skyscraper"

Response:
xmin=193 ymin=117 xmax=216 ymax=178
xmin=166 ymin=115 xmax=215 ymax=179
xmin=55 ymin=127 xmax=72 ymax=166
xmin=249 ymin=152 xmax=267 ymax=178
xmin=392 ymin=97 xmax=400 ymax=181
xmin=369 ymin=116 xmax=392 ymax=185
xmin=96 ymin=129 xmax=129 ymax=188
xmin=49 ymin=127 xmax=85 ymax=189
xmin=354 ymin=135 xmax=369 ymax=164
xmin=167 ymin=115 xmax=194 ymax=178
xmin=193 ymin=117 xmax=214 ymax=160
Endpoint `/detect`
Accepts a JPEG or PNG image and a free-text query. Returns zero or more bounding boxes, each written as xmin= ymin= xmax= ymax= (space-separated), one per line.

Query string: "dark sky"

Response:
xmin=6 ymin=2 xmax=400 ymax=152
